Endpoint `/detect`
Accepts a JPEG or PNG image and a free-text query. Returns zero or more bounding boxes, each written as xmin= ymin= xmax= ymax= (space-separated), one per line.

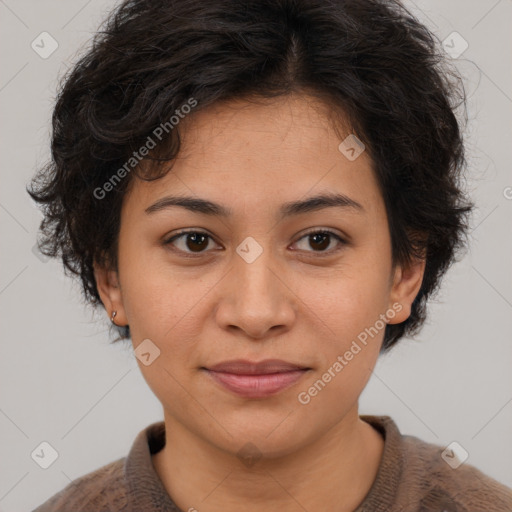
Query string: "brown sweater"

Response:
xmin=32 ymin=415 xmax=512 ymax=512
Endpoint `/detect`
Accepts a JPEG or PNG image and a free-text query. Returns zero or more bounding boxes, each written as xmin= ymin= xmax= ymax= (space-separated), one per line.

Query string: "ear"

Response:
xmin=93 ymin=261 xmax=128 ymax=326
xmin=387 ymin=256 xmax=426 ymax=325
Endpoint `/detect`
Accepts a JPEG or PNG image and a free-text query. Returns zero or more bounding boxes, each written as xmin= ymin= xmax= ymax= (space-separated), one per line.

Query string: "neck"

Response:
xmin=152 ymin=405 xmax=384 ymax=512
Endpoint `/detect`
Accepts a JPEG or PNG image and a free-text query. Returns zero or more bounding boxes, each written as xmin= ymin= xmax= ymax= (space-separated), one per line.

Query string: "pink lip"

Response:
xmin=203 ymin=359 xmax=310 ymax=398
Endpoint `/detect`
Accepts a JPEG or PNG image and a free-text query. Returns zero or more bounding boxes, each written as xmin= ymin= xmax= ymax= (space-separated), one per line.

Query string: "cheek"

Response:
xmin=296 ymin=265 xmax=389 ymax=339
xmin=297 ymin=278 xmax=386 ymax=413
xmin=117 ymin=241 xmax=183 ymax=338
xmin=119 ymin=260 xmax=218 ymax=375
xmin=123 ymin=274 xmax=200 ymax=343
xmin=291 ymin=263 xmax=389 ymax=393
xmin=295 ymin=347 xmax=378 ymax=436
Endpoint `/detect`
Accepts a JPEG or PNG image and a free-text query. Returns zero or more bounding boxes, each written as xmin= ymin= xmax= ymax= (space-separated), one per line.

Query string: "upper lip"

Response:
xmin=205 ymin=359 xmax=309 ymax=375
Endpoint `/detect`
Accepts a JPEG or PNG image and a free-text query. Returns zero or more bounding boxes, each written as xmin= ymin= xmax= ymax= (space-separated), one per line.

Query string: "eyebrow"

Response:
xmin=144 ymin=192 xmax=365 ymax=218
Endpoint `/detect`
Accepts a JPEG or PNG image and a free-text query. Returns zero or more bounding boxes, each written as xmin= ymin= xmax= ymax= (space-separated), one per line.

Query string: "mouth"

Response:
xmin=201 ymin=359 xmax=311 ymax=398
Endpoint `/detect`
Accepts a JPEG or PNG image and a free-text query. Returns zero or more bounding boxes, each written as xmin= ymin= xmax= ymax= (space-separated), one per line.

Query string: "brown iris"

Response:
xmin=308 ymin=232 xmax=330 ymax=251
xmin=185 ymin=233 xmax=209 ymax=252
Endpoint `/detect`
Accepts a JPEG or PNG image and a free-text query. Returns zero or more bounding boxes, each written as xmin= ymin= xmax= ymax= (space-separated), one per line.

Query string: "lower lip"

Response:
xmin=204 ymin=369 xmax=309 ymax=398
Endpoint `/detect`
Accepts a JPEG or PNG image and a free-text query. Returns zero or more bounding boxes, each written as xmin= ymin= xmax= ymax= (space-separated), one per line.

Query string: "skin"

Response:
xmin=94 ymin=93 xmax=425 ymax=512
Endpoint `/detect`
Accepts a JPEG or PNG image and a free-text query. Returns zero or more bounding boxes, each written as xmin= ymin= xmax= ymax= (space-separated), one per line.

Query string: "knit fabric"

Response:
xmin=32 ymin=416 xmax=512 ymax=512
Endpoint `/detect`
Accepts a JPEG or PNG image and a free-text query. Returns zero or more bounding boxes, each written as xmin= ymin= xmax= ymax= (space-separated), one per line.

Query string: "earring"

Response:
xmin=110 ymin=310 xmax=117 ymax=324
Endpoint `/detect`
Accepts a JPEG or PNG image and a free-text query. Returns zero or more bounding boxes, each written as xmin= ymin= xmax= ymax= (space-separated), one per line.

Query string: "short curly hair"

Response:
xmin=27 ymin=0 xmax=474 ymax=351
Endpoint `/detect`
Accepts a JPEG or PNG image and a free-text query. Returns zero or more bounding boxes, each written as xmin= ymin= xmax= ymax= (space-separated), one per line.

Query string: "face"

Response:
xmin=95 ymin=93 xmax=424 ymax=458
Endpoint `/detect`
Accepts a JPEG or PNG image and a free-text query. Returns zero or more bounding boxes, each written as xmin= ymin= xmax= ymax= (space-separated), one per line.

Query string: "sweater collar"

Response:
xmin=124 ymin=421 xmax=181 ymax=511
xmin=357 ymin=415 xmax=404 ymax=511
xmin=124 ymin=415 xmax=402 ymax=511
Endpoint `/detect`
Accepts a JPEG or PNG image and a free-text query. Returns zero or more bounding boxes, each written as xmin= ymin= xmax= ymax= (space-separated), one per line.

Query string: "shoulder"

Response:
xmin=400 ymin=430 xmax=512 ymax=511
xmin=31 ymin=421 xmax=168 ymax=512
xmin=361 ymin=415 xmax=512 ymax=512
xmin=31 ymin=457 xmax=129 ymax=512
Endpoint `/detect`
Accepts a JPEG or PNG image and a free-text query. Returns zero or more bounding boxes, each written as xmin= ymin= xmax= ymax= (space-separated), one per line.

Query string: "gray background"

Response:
xmin=1 ymin=1 xmax=511 ymax=510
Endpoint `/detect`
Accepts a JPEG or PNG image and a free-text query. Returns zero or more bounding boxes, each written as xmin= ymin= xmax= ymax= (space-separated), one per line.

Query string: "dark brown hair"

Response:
xmin=27 ymin=0 xmax=474 ymax=351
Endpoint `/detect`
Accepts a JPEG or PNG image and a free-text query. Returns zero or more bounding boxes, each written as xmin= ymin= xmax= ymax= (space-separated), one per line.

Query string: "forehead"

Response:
xmin=122 ymin=94 xmax=384 ymax=221
xmin=176 ymin=93 xmax=349 ymax=156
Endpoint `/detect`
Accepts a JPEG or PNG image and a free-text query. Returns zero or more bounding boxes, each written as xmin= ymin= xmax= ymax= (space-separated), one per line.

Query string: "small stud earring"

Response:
xmin=110 ymin=310 xmax=117 ymax=324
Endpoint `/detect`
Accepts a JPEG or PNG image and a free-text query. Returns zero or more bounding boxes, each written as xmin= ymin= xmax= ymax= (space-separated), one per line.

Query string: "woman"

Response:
xmin=28 ymin=0 xmax=512 ymax=510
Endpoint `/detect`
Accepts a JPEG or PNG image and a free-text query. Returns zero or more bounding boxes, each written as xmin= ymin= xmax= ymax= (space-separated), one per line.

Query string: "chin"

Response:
xmin=204 ymin=414 xmax=316 ymax=460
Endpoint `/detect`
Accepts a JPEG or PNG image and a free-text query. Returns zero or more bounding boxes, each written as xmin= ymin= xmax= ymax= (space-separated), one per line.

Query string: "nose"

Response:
xmin=214 ymin=246 xmax=297 ymax=340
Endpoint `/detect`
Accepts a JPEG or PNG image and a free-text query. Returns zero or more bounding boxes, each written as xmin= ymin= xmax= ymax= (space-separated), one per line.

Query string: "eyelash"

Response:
xmin=163 ymin=228 xmax=347 ymax=257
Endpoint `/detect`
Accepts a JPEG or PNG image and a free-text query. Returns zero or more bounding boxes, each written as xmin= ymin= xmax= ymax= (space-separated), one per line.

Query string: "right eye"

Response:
xmin=163 ymin=229 xmax=221 ymax=256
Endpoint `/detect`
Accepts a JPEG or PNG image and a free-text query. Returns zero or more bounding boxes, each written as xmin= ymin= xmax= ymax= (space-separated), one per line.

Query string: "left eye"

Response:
xmin=293 ymin=230 xmax=346 ymax=254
